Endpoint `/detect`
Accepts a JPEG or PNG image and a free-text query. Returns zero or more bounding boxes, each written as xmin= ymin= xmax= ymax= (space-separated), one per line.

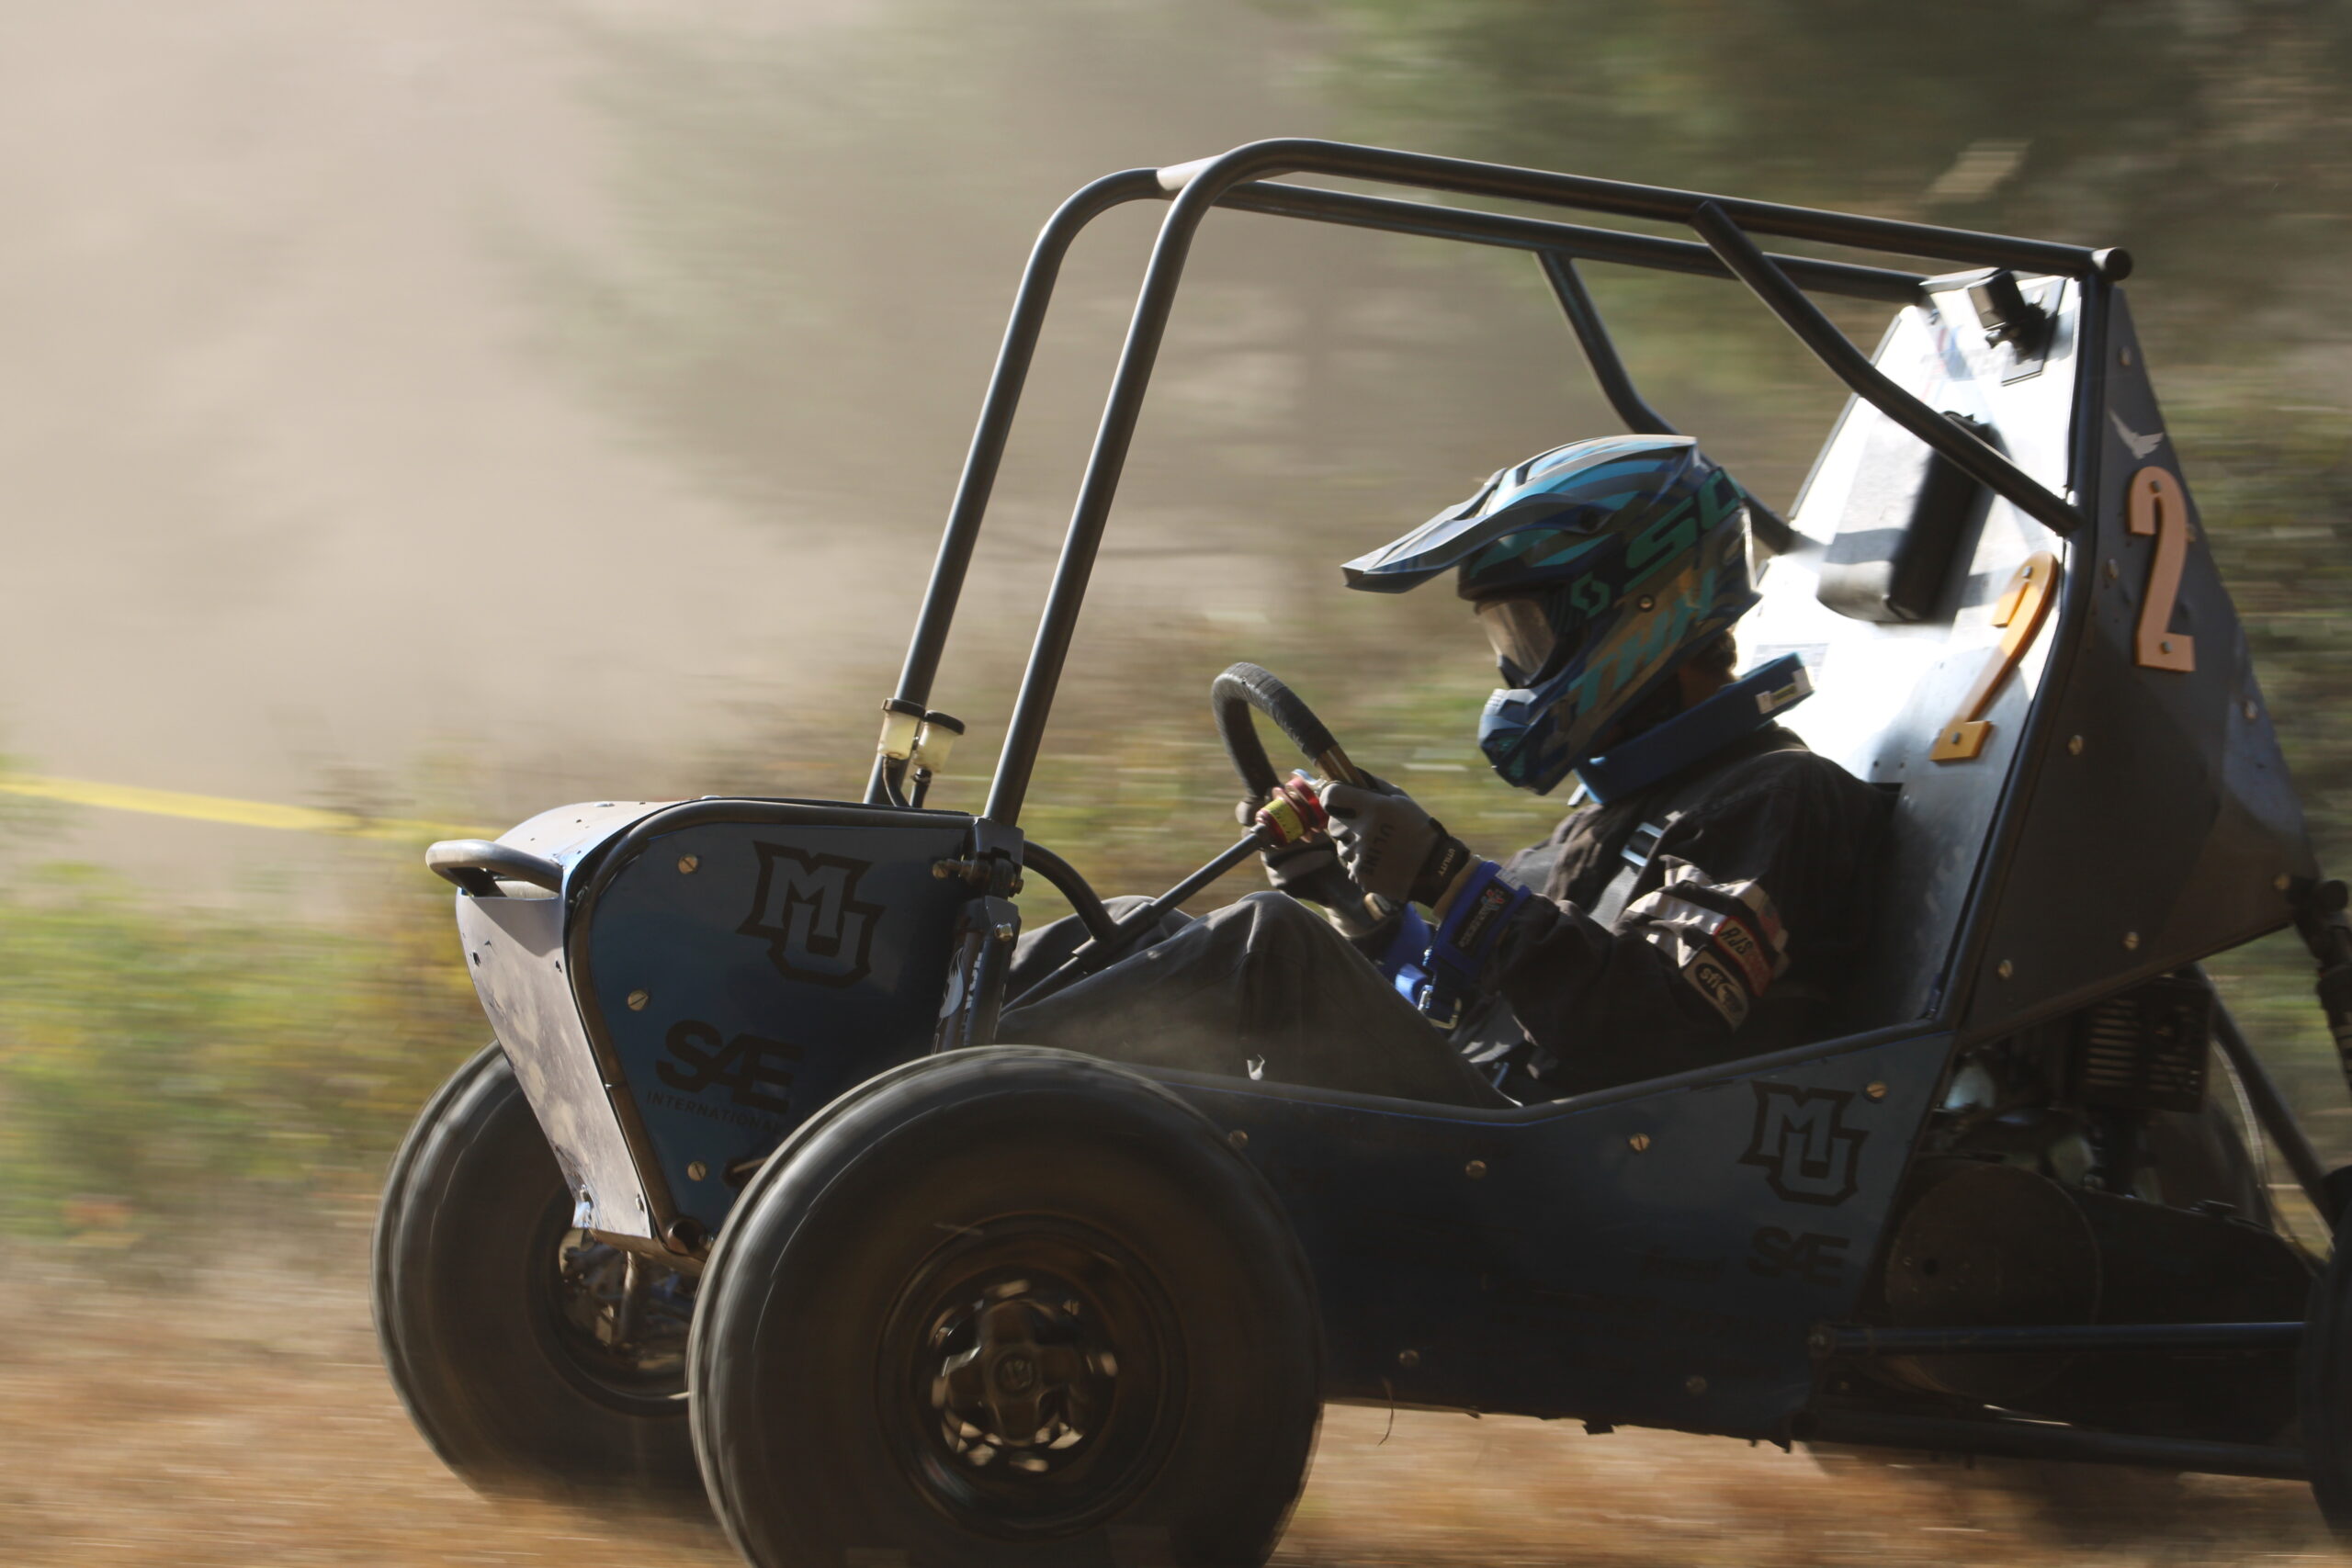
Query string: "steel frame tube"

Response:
xmin=1166 ymin=139 xmax=2120 ymax=277
xmin=1216 ymin=180 xmax=1927 ymax=304
xmin=1804 ymin=1409 xmax=2308 ymax=1481
xmin=870 ymin=167 xmax=1164 ymax=804
xmin=1819 ymin=1322 xmax=2304 ymax=1356
xmin=1688 ymin=201 xmax=2084 ymax=539
xmin=1535 ymin=252 xmax=1677 ymax=436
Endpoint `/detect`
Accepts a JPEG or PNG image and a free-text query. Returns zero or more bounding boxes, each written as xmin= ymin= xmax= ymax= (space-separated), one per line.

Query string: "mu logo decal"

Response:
xmin=1737 ymin=1082 xmax=1866 ymax=1206
xmin=738 ymin=844 xmax=883 ymax=987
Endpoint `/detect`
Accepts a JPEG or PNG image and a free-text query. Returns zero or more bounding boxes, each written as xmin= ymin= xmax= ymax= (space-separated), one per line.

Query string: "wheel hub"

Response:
xmin=928 ymin=1280 xmax=1112 ymax=1474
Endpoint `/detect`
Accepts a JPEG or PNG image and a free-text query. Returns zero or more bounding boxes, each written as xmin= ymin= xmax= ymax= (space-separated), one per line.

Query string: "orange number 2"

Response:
xmin=2128 ymin=466 xmax=2196 ymax=672
xmin=1931 ymin=551 xmax=2061 ymax=763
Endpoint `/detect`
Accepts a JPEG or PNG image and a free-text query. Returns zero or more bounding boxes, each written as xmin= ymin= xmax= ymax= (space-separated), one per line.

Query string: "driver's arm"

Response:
xmin=1485 ymin=753 xmax=1879 ymax=1088
xmin=1324 ymin=754 xmax=1879 ymax=1089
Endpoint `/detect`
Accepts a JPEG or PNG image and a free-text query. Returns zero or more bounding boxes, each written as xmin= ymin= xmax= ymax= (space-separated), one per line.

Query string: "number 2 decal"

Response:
xmin=1931 ymin=551 xmax=2060 ymax=762
xmin=2128 ymin=465 xmax=2196 ymax=672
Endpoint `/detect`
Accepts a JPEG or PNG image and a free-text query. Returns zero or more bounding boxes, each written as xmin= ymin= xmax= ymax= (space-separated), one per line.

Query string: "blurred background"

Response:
xmin=5 ymin=0 xmax=2352 ymax=1562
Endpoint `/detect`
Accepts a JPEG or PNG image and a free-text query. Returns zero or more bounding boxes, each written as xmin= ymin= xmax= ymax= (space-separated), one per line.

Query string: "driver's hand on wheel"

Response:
xmin=1317 ymin=777 xmax=1476 ymax=911
xmin=1261 ymin=838 xmax=1363 ymax=911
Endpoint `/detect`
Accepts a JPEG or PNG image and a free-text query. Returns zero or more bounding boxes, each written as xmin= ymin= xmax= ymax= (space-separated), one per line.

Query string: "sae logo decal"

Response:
xmin=1737 ymin=1082 xmax=1866 ymax=1206
xmin=739 ymin=844 xmax=884 ymax=987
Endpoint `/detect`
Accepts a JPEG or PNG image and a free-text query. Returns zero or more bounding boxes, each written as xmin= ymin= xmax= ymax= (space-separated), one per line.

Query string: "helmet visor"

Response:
xmin=1475 ymin=594 xmax=1557 ymax=684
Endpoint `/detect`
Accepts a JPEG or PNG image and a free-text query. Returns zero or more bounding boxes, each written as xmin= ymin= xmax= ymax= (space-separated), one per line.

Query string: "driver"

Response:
xmin=997 ymin=435 xmax=1887 ymax=1106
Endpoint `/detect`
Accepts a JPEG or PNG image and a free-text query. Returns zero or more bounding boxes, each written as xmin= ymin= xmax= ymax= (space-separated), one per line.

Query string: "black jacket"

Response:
xmin=1487 ymin=725 xmax=1887 ymax=1097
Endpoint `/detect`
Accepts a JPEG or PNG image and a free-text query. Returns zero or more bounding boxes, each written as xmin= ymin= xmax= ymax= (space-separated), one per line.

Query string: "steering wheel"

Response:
xmin=1211 ymin=662 xmax=1367 ymax=807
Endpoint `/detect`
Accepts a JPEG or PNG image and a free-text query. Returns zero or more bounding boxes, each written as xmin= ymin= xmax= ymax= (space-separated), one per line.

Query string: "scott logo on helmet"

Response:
xmin=1738 ymin=1082 xmax=1866 ymax=1205
xmin=739 ymin=845 xmax=884 ymax=986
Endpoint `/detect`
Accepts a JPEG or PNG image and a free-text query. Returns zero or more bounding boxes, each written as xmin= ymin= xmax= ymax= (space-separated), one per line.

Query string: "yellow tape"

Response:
xmin=0 ymin=774 xmax=491 ymax=841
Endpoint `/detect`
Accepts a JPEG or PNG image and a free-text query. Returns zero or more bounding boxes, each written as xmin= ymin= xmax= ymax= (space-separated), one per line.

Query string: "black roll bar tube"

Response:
xmin=1164 ymin=140 xmax=2126 ymax=279
xmin=1216 ymin=180 xmax=1928 ymax=304
xmin=895 ymin=139 xmax=2126 ymax=825
xmin=868 ymin=167 xmax=1166 ymax=804
xmin=1687 ymin=201 xmax=2085 ymax=540
xmin=1535 ymin=253 xmax=1677 ymax=437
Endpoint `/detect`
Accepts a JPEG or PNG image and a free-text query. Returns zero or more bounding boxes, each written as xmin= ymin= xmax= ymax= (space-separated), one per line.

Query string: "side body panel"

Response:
xmin=458 ymin=800 xmax=675 ymax=1240
xmin=1738 ymin=277 xmax=2080 ymax=1029
xmin=576 ymin=809 xmax=973 ymax=1238
xmin=1169 ymin=1030 xmax=1946 ymax=1438
xmin=1958 ymin=292 xmax=2314 ymax=1030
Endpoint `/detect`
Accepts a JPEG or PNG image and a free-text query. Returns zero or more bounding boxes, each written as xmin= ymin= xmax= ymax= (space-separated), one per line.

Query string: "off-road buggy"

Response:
xmin=374 ymin=140 xmax=2352 ymax=1566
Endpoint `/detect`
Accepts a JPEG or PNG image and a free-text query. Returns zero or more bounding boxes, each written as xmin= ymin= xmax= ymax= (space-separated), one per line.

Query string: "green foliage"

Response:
xmin=0 ymin=860 xmax=483 ymax=1243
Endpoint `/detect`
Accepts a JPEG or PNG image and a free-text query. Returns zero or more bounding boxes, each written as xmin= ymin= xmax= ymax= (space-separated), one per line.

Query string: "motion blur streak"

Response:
xmin=0 ymin=773 xmax=485 ymax=840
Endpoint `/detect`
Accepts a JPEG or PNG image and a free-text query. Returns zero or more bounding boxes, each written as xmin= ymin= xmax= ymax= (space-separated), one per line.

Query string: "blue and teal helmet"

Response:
xmin=1343 ymin=435 xmax=1761 ymax=795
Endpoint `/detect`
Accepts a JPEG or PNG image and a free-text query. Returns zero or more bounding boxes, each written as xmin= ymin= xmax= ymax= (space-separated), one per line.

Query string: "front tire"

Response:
xmin=690 ymin=1047 xmax=1322 ymax=1567
xmin=373 ymin=1045 xmax=704 ymax=1510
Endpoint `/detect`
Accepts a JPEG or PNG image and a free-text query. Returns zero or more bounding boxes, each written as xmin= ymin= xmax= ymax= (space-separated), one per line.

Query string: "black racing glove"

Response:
xmin=1317 ymin=776 xmax=1476 ymax=910
xmin=1261 ymin=839 xmax=1365 ymax=910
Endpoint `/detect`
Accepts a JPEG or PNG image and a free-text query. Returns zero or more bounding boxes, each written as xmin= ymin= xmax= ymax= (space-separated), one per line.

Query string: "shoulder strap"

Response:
xmin=1590 ymin=815 xmax=1674 ymax=927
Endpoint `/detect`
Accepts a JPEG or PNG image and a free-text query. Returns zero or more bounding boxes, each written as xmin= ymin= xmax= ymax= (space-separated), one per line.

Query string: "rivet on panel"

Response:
xmin=677 ymin=853 xmax=700 ymax=874
xmin=2122 ymin=931 xmax=2142 ymax=951
xmin=1684 ymin=1375 xmax=1709 ymax=1396
xmin=2278 ymin=874 xmax=2294 ymax=893
xmin=1227 ymin=1129 xmax=1248 ymax=1150
xmin=2066 ymin=735 xmax=2085 ymax=756
xmin=1628 ymin=1134 xmax=1652 ymax=1153
xmin=686 ymin=1161 xmax=708 ymax=1181
xmin=2245 ymin=700 xmax=2260 ymax=721
xmin=1865 ymin=1082 xmax=1888 ymax=1101
xmin=1397 ymin=1348 xmax=1420 ymax=1370
xmin=1996 ymin=959 xmax=2014 ymax=980
xmin=2104 ymin=558 xmax=2119 ymax=581
xmin=1464 ymin=1159 xmax=1487 ymax=1179
xmin=2120 ymin=346 xmax=2134 ymax=367
xmin=627 ymin=988 xmax=650 ymax=1011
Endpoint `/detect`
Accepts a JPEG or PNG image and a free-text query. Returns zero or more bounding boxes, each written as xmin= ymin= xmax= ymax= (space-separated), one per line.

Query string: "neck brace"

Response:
xmin=1572 ymin=654 xmax=1814 ymax=805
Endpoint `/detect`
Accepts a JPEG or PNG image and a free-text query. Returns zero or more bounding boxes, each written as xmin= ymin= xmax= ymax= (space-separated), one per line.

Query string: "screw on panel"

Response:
xmin=2123 ymin=931 xmax=2142 ymax=951
xmin=1865 ymin=1082 xmax=1887 ymax=1101
xmin=677 ymin=854 xmax=699 ymax=874
xmin=2278 ymin=874 xmax=2294 ymax=893
xmin=1397 ymin=1349 xmax=1420 ymax=1370
xmin=627 ymin=989 xmax=650 ymax=1011
xmin=1628 ymin=1134 xmax=1652 ymax=1153
xmin=1227 ymin=1130 xmax=1248 ymax=1150
xmin=686 ymin=1161 xmax=708 ymax=1181
xmin=1996 ymin=959 xmax=2014 ymax=980
xmin=1684 ymin=1375 xmax=1708 ymax=1395
xmin=1464 ymin=1159 xmax=1487 ymax=1179
xmin=2066 ymin=735 xmax=2084 ymax=756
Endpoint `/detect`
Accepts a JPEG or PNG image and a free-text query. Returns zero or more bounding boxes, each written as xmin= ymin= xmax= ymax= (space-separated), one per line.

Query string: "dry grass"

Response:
xmin=1 ymin=1223 xmax=2343 ymax=1567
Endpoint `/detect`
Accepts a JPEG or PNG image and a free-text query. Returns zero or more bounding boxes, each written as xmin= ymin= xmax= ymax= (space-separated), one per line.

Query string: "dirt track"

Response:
xmin=5 ymin=1224 xmax=2341 ymax=1567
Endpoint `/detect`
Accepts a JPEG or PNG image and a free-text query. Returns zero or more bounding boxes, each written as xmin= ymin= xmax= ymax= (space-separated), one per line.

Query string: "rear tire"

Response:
xmin=2301 ymin=1205 xmax=2352 ymax=1532
xmin=373 ymin=1045 xmax=705 ymax=1511
xmin=690 ymin=1047 xmax=1322 ymax=1567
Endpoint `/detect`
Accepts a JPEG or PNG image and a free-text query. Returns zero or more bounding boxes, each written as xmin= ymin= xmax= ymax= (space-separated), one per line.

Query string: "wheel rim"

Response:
xmin=882 ymin=1216 xmax=1182 ymax=1539
xmin=530 ymin=1197 xmax=695 ymax=1410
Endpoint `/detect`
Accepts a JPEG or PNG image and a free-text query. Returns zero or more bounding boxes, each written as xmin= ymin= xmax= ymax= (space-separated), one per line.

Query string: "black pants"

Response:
xmin=997 ymin=892 xmax=1509 ymax=1108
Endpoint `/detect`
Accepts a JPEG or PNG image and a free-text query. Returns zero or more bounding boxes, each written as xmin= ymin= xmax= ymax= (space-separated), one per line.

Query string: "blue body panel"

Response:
xmin=1161 ymin=1029 xmax=1944 ymax=1435
xmin=574 ymin=809 xmax=973 ymax=1237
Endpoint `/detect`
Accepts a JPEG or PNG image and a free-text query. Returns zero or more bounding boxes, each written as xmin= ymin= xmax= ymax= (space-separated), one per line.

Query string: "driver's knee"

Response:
xmin=1198 ymin=889 xmax=1356 ymax=964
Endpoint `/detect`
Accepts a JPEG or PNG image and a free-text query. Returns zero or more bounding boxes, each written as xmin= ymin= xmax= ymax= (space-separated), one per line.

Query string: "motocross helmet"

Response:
xmin=1342 ymin=435 xmax=1760 ymax=795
